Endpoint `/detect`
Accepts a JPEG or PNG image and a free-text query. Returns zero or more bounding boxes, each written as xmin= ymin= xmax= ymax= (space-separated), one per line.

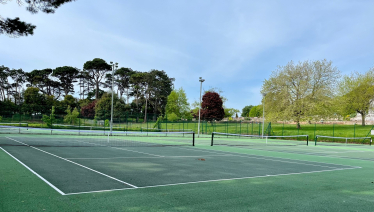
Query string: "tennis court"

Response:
xmin=1 ymin=128 xmax=373 ymax=211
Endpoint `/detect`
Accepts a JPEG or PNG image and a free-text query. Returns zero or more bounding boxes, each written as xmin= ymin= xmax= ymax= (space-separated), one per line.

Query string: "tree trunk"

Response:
xmin=95 ymin=82 xmax=99 ymax=99
xmin=360 ymin=112 xmax=366 ymax=126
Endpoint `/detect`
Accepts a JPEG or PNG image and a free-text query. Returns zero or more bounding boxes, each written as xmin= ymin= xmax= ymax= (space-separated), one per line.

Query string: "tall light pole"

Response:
xmin=261 ymin=92 xmax=267 ymax=138
xmin=109 ymin=62 xmax=118 ymax=136
xmin=198 ymin=77 xmax=205 ymax=137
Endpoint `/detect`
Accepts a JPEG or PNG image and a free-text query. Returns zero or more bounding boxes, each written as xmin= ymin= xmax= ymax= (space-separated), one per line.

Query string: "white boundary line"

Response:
xmin=0 ymin=147 xmax=65 ymax=195
xmin=66 ymin=154 xmax=232 ymax=160
xmin=215 ymin=145 xmax=374 ymax=162
xmin=171 ymin=146 xmax=360 ymax=169
xmin=5 ymin=137 xmax=138 ymax=189
xmin=64 ymin=166 xmax=360 ymax=196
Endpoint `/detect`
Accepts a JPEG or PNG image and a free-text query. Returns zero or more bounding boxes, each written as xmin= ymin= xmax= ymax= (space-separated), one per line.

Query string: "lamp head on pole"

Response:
xmin=199 ymin=77 xmax=205 ymax=83
xmin=261 ymin=92 xmax=267 ymax=97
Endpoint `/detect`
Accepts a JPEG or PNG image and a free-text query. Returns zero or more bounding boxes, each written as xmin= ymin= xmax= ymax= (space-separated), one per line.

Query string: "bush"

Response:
xmin=105 ymin=119 xmax=110 ymax=127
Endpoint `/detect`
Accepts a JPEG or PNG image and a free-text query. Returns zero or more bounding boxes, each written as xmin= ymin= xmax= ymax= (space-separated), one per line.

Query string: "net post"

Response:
xmin=306 ymin=135 xmax=309 ymax=146
xmin=315 ymin=135 xmax=317 ymax=146
xmin=370 ymin=138 xmax=372 ymax=146
xmin=211 ymin=132 xmax=214 ymax=146
xmin=192 ymin=132 xmax=195 ymax=146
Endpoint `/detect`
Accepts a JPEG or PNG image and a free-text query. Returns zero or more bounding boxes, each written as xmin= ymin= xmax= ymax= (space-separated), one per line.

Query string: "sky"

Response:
xmin=1 ymin=0 xmax=373 ymax=114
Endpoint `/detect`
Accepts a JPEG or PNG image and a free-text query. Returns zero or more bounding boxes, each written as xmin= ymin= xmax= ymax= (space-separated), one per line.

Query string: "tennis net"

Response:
xmin=211 ymin=132 xmax=309 ymax=146
xmin=0 ymin=126 xmax=195 ymax=147
xmin=141 ymin=128 xmax=193 ymax=133
xmin=314 ymin=135 xmax=372 ymax=146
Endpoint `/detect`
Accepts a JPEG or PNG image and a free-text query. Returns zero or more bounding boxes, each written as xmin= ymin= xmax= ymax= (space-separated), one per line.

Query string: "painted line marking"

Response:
xmin=222 ymin=146 xmax=374 ymax=162
xmin=171 ymin=146 xmax=360 ymax=169
xmin=74 ymin=139 xmax=164 ymax=157
xmin=66 ymin=154 xmax=232 ymax=160
xmin=64 ymin=166 xmax=360 ymax=196
xmin=0 ymin=147 xmax=65 ymax=195
xmin=5 ymin=137 xmax=138 ymax=189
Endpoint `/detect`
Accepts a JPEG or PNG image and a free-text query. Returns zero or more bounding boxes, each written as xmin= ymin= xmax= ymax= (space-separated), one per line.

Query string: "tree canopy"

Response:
xmin=337 ymin=68 xmax=374 ymax=126
xmin=0 ymin=0 xmax=75 ymax=37
xmin=165 ymin=88 xmax=191 ymax=120
xmin=241 ymin=105 xmax=254 ymax=117
xmin=201 ymin=91 xmax=225 ymax=121
xmin=261 ymin=59 xmax=340 ymax=128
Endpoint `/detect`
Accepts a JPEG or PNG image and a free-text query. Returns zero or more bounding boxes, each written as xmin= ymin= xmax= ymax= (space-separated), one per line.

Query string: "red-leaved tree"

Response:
xmin=201 ymin=91 xmax=225 ymax=121
xmin=81 ymin=101 xmax=97 ymax=118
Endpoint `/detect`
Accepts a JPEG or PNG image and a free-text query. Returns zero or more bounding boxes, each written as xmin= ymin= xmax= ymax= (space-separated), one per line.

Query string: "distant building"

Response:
xmin=351 ymin=102 xmax=374 ymax=124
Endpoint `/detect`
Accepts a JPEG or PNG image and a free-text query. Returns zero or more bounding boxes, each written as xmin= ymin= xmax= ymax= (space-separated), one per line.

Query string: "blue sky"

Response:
xmin=1 ymin=0 xmax=373 ymax=114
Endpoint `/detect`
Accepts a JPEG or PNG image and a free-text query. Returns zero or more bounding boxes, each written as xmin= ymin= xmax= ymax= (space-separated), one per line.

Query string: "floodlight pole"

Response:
xmin=109 ymin=62 xmax=118 ymax=136
xmin=198 ymin=77 xmax=205 ymax=138
xmin=261 ymin=92 xmax=267 ymax=138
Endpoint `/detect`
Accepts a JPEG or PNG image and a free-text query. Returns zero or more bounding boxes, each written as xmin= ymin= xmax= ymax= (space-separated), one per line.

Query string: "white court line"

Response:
xmin=218 ymin=146 xmax=374 ymax=162
xmin=5 ymin=137 xmax=138 ymax=189
xmin=0 ymin=147 xmax=65 ymax=195
xmin=66 ymin=154 xmax=233 ymax=160
xmin=171 ymin=146 xmax=361 ymax=169
xmin=64 ymin=166 xmax=360 ymax=196
xmin=73 ymin=139 xmax=163 ymax=157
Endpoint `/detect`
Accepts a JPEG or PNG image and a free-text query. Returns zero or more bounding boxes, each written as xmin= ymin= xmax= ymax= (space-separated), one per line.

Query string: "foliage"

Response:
xmin=0 ymin=116 xmax=2 ymax=121
xmin=166 ymin=112 xmax=179 ymax=122
xmin=248 ymin=105 xmax=263 ymax=117
xmin=41 ymin=106 xmax=55 ymax=128
xmin=81 ymin=101 xmax=96 ymax=118
xmin=95 ymin=92 xmax=126 ymax=119
xmin=262 ymin=59 xmax=340 ymax=128
xmin=337 ymin=68 xmax=374 ymax=126
xmin=241 ymin=105 xmax=254 ymax=117
xmin=22 ymin=87 xmax=46 ymax=115
xmin=83 ymin=58 xmax=111 ymax=99
xmin=224 ymin=108 xmax=240 ymax=118
xmin=165 ymin=88 xmax=190 ymax=119
xmin=0 ymin=0 xmax=74 ymax=37
xmin=26 ymin=68 xmax=62 ymax=98
xmin=52 ymin=66 xmax=80 ymax=96
xmin=63 ymin=106 xmax=79 ymax=125
xmin=201 ymin=91 xmax=225 ymax=121
xmin=0 ymin=99 xmax=18 ymax=116
xmin=104 ymin=119 xmax=110 ymax=127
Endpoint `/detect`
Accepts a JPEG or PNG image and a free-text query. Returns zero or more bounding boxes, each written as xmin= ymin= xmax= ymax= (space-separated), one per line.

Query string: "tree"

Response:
xmin=95 ymin=92 xmax=126 ymax=120
xmin=146 ymin=70 xmax=174 ymax=116
xmin=224 ymin=108 xmax=240 ymax=118
xmin=165 ymin=88 xmax=190 ymax=120
xmin=129 ymin=71 xmax=147 ymax=113
xmin=201 ymin=91 xmax=225 ymax=121
xmin=241 ymin=105 xmax=254 ymax=117
xmin=81 ymin=101 xmax=97 ymax=118
xmin=248 ymin=105 xmax=263 ymax=117
xmin=0 ymin=65 xmax=11 ymax=101
xmin=41 ymin=106 xmax=56 ymax=128
xmin=52 ymin=66 xmax=80 ymax=96
xmin=26 ymin=68 xmax=62 ymax=98
xmin=337 ymin=68 xmax=374 ymax=126
xmin=262 ymin=59 xmax=340 ymax=128
xmin=0 ymin=0 xmax=74 ymax=37
xmin=64 ymin=106 xmax=79 ymax=125
xmin=22 ymin=87 xmax=45 ymax=115
xmin=106 ymin=67 xmax=134 ymax=103
xmin=83 ymin=58 xmax=111 ymax=100
xmin=8 ymin=68 xmax=26 ymax=105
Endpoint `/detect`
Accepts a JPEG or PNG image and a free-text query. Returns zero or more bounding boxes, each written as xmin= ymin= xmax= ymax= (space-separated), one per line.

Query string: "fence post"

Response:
xmin=282 ymin=122 xmax=285 ymax=136
xmin=354 ymin=123 xmax=356 ymax=138
xmin=333 ymin=123 xmax=335 ymax=142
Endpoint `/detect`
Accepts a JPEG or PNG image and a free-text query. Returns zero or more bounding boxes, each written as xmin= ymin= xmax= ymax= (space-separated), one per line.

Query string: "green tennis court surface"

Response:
xmin=1 ymin=133 xmax=373 ymax=211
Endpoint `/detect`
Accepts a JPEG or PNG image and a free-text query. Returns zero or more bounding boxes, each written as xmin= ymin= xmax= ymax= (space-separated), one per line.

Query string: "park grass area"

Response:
xmin=1 ymin=120 xmax=373 ymax=143
xmin=0 ymin=134 xmax=373 ymax=212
